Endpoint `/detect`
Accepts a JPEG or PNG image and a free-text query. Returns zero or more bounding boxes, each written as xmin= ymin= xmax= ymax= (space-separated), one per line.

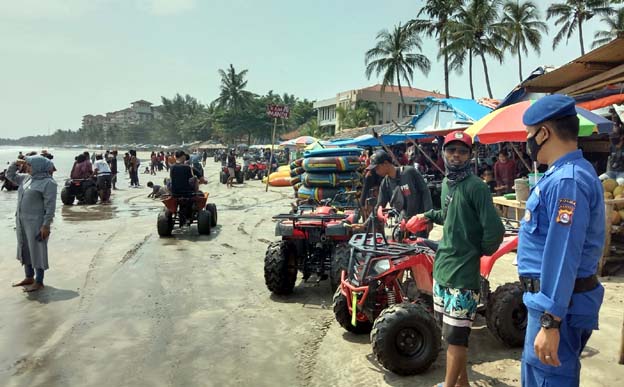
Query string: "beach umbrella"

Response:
xmin=464 ymin=100 xmax=614 ymax=144
xmin=294 ymin=136 xmax=317 ymax=146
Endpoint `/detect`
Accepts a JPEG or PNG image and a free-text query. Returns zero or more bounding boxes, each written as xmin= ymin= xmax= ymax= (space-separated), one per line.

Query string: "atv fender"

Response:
xmin=480 ymin=236 xmax=518 ymax=278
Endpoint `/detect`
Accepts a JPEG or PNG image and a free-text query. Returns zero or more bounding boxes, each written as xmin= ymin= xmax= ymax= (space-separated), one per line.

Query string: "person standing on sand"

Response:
xmin=517 ymin=95 xmax=605 ymax=387
xmin=129 ymin=150 xmax=140 ymax=187
xmin=6 ymin=155 xmax=57 ymax=293
xmin=416 ymin=131 xmax=504 ymax=387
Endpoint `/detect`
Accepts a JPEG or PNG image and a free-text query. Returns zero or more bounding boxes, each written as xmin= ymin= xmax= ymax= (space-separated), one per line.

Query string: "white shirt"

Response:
xmin=93 ymin=159 xmax=111 ymax=174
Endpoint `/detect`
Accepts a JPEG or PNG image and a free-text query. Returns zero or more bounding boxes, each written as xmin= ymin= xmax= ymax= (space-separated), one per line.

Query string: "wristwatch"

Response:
xmin=540 ymin=313 xmax=561 ymax=329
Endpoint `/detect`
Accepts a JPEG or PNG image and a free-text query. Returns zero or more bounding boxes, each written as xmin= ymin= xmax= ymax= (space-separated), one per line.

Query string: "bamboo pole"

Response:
xmin=266 ymin=118 xmax=277 ymax=192
xmin=509 ymin=142 xmax=531 ymax=172
xmin=390 ymin=120 xmax=445 ymax=175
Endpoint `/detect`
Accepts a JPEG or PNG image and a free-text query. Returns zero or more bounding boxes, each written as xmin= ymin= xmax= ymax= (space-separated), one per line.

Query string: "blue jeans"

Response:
xmin=24 ymin=264 xmax=45 ymax=284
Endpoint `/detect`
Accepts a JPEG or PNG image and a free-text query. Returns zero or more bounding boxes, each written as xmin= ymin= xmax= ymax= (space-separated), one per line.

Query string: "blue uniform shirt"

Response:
xmin=518 ymin=150 xmax=605 ymax=326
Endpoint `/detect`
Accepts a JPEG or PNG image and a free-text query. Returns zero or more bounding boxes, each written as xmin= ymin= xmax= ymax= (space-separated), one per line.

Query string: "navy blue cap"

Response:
xmin=522 ymin=94 xmax=578 ymax=126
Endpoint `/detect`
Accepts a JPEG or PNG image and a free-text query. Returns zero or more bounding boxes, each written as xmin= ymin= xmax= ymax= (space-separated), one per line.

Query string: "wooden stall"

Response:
xmin=492 ymin=196 xmax=623 ymax=276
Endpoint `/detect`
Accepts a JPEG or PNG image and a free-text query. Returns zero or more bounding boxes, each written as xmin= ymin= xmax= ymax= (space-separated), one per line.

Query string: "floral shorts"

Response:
xmin=433 ymin=280 xmax=480 ymax=328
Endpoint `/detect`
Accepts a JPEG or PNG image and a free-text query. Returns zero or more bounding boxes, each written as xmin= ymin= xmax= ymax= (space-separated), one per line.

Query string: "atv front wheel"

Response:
xmin=206 ymin=203 xmax=218 ymax=227
xmin=235 ymin=170 xmax=244 ymax=184
xmin=332 ymin=287 xmax=373 ymax=334
xmin=486 ymin=282 xmax=526 ymax=347
xmin=84 ymin=186 xmax=98 ymax=205
xmin=219 ymin=172 xmax=227 ymax=184
xmin=264 ymin=241 xmax=297 ymax=295
xmin=60 ymin=188 xmax=74 ymax=205
xmin=330 ymin=242 xmax=351 ymax=291
xmin=157 ymin=210 xmax=173 ymax=237
xmin=197 ymin=209 xmax=212 ymax=235
xmin=371 ymin=302 xmax=440 ymax=375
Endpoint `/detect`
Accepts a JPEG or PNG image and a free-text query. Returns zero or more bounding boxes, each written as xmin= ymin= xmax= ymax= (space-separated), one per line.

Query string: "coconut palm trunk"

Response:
xmin=443 ymin=36 xmax=450 ymax=98
xmin=469 ymin=49 xmax=475 ymax=100
xmin=397 ymin=77 xmax=407 ymax=119
xmin=480 ymin=51 xmax=494 ymax=98
xmin=518 ymin=53 xmax=523 ymax=83
xmin=578 ymin=14 xmax=585 ymax=55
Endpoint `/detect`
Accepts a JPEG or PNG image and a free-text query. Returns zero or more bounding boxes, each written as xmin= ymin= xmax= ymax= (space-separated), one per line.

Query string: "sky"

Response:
xmin=0 ymin=0 xmax=614 ymax=138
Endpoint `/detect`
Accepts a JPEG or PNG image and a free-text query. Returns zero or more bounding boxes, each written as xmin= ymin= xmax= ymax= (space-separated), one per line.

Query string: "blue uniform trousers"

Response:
xmin=521 ymin=307 xmax=593 ymax=387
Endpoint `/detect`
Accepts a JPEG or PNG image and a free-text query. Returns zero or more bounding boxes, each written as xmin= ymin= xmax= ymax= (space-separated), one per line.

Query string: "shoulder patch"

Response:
xmin=556 ymin=198 xmax=576 ymax=226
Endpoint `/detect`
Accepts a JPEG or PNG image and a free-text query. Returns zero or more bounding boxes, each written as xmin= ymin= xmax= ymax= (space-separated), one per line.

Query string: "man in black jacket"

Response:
xmin=367 ymin=149 xmax=433 ymax=237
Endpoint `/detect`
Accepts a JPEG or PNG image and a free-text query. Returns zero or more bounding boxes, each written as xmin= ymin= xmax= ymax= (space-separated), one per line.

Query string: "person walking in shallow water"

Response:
xmin=6 ymin=155 xmax=57 ymax=292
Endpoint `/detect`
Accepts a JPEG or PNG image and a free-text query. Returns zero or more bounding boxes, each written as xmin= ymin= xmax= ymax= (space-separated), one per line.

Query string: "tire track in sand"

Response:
xmin=11 ymin=231 xmax=152 ymax=378
xmin=297 ymin=315 xmax=333 ymax=387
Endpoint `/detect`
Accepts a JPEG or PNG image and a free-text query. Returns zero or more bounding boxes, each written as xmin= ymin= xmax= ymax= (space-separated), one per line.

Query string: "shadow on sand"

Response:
xmin=26 ymin=285 xmax=79 ymax=304
xmin=269 ymin=281 xmax=334 ymax=309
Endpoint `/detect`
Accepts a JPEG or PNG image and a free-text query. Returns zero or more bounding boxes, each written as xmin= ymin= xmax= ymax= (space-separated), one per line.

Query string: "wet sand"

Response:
xmin=0 ymin=158 xmax=622 ymax=387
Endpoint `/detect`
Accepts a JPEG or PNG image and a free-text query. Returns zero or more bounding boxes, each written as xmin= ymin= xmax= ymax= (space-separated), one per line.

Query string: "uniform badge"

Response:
xmin=524 ymin=209 xmax=531 ymax=222
xmin=556 ymin=199 xmax=576 ymax=226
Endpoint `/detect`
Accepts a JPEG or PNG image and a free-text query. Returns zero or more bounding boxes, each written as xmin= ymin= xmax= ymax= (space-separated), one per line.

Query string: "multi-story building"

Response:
xmin=82 ymin=100 xmax=161 ymax=133
xmin=313 ymin=84 xmax=445 ymax=133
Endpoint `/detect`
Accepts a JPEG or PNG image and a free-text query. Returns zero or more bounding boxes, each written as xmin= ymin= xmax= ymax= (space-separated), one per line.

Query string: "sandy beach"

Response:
xmin=0 ymin=155 xmax=622 ymax=387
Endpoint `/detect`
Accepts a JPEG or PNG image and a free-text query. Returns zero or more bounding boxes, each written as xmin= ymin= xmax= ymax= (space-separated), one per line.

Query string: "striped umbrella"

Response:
xmin=464 ymin=100 xmax=613 ymax=144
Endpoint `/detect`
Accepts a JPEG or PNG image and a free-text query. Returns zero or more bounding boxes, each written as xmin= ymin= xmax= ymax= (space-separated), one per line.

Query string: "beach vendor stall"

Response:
xmin=464 ymin=99 xmax=616 ymax=275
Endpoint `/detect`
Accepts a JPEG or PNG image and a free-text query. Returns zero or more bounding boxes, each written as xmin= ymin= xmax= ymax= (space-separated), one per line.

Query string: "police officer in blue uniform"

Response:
xmin=518 ymin=94 xmax=605 ymax=387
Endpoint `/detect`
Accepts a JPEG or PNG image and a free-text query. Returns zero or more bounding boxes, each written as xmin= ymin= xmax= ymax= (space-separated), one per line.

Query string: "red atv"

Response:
xmin=157 ymin=192 xmax=218 ymax=237
xmin=264 ymin=192 xmax=360 ymax=295
xmin=220 ymin=165 xmax=244 ymax=184
xmin=333 ymin=208 xmax=523 ymax=375
xmin=245 ymin=159 xmax=266 ymax=180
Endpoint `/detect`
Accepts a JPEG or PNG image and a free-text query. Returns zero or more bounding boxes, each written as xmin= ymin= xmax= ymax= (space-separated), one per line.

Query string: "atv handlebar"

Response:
xmin=272 ymin=213 xmax=348 ymax=221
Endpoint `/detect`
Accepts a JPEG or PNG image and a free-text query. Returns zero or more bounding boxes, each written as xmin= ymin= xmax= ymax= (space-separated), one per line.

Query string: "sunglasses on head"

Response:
xmin=445 ymin=146 xmax=470 ymax=155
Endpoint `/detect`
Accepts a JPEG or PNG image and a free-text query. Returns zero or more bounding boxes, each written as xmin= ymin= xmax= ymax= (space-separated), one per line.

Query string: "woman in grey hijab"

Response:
xmin=6 ymin=155 xmax=57 ymax=292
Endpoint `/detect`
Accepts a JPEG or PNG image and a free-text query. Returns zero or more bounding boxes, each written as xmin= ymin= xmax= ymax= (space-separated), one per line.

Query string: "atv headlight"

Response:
xmin=369 ymin=259 xmax=391 ymax=277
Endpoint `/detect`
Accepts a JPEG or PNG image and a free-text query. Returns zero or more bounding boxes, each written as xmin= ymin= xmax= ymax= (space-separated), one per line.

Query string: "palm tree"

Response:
xmin=444 ymin=0 xmax=505 ymax=99
xmin=365 ymin=23 xmax=431 ymax=117
xmin=547 ymin=0 xmax=614 ymax=55
xmin=214 ymin=64 xmax=255 ymax=112
xmin=592 ymin=6 xmax=624 ymax=47
xmin=407 ymin=0 xmax=462 ymax=98
xmin=499 ymin=1 xmax=548 ymax=82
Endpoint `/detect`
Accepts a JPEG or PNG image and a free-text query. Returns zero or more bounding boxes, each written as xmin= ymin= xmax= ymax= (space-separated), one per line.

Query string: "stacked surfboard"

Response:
xmin=294 ymin=148 xmax=363 ymax=201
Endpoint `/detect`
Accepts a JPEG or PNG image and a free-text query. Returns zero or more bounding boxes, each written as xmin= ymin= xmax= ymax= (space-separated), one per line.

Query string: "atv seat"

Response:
xmin=417 ymin=238 xmax=439 ymax=252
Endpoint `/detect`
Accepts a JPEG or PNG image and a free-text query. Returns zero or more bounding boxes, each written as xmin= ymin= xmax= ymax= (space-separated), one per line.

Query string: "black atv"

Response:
xmin=61 ymin=178 xmax=99 ymax=205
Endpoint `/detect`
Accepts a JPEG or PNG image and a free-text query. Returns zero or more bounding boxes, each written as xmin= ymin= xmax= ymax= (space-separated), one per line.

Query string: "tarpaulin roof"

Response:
xmin=330 ymin=132 xmax=429 ymax=147
xmin=409 ymin=98 xmax=492 ymax=135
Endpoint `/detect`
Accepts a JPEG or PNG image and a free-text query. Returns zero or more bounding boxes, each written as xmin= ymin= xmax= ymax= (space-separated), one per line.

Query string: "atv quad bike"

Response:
xmin=61 ymin=178 xmax=99 ymax=205
xmin=333 ymin=207 xmax=524 ymax=375
xmin=220 ymin=165 xmax=244 ymax=184
xmin=264 ymin=192 xmax=360 ymax=295
xmin=157 ymin=192 xmax=218 ymax=237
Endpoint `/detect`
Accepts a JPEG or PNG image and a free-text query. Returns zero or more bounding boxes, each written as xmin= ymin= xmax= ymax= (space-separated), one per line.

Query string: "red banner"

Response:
xmin=266 ymin=104 xmax=290 ymax=119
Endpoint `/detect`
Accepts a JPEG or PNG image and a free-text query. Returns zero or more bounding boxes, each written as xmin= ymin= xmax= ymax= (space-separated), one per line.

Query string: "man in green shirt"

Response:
xmin=417 ymin=131 xmax=504 ymax=387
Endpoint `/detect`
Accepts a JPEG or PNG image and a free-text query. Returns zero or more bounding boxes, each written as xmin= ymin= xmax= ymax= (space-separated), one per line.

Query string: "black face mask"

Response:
xmin=527 ymin=127 xmax=547 ymax=163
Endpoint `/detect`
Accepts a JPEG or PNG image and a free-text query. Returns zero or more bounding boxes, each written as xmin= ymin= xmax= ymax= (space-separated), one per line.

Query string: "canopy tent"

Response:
xmin=464 ymin=100 xmax=614 ymax=144
xmin=330 ymin=132 xmax=429 ymax=147
xmin=408 ymin=97 xmax=492 ymax=135
xmin=198 ymin=142 xmax=226 ymax=150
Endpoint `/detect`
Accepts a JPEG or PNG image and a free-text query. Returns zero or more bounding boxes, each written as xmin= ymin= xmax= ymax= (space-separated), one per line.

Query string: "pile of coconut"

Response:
xmin=602 ymin=178 xmax=624 ymax=225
